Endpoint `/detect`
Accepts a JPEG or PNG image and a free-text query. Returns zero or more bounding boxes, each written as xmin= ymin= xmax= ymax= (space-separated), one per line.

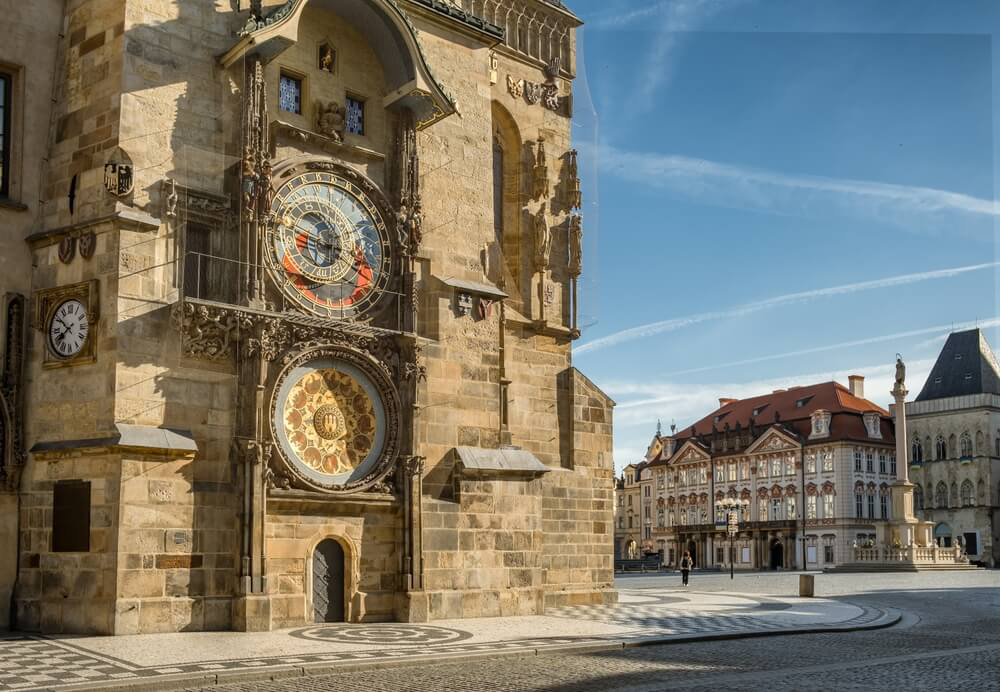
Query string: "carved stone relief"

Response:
xmin=531 ymin=136 xmax=549 ymax=201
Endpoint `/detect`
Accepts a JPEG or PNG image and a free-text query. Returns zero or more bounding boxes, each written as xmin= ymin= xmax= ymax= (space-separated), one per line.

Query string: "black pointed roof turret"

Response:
xmin=915 ymin=328 xmax=1000 ymax=401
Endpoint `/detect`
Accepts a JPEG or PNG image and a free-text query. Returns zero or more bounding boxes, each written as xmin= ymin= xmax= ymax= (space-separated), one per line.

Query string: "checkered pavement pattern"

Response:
xmin=0 ymin=636 xmax=138 ymax=690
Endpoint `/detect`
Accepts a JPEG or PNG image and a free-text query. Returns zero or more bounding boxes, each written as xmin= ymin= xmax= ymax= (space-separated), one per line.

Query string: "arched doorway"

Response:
xmin=687 ymin=539 xmax=698 ymax=567
xmin=769 ymin=539 xmax=784 ymax=570
xmin=934 ymin=522 xmax=953 ymax=548
xmin=313 ymin=539 xmax=345 ymax=622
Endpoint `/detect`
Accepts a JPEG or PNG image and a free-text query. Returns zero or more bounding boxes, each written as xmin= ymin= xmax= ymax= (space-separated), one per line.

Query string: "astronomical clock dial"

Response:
xmin=267 ymin=171 xmax=393 ymax=319
xmin=272 ymin=356 xmax=389 ymax=490
xmin=47 ymin=298 xmax=90 ymax=358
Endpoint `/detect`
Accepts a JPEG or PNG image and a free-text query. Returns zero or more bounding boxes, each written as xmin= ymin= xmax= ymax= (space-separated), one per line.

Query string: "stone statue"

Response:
xmin=316 ymin=100 xmax=346 ymax=142
xmin=533 ymin=204 xmax=550 ymax=270
xmin=895 ymin=355 xmax=906 ymax=387
xmin=568 ymin=214 xmax=582 ymax=277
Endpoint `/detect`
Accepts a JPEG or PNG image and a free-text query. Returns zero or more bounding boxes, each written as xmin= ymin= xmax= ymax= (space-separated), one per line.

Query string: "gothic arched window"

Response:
xmin=936 ymin=436 xmax=947 ymax=460
xmin=960 ymin=433 xmax=972 ymax=458
xmin=960 ymin=480 xmax=974 ymax=507
xmin=492 ymin=135 xmax=504 ymax=243
xmin=935 ymin=482 xmax=947 ymax=508
xmin=912 ymin=436 xmax=923 ymax=462
xmin=949 ymin=482 xmax=958 ymax=507
xmin=948 ymin=434 xmax=958 ymax=458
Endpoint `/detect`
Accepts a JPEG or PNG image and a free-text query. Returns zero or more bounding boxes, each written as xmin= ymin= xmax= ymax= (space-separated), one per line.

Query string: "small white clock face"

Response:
xmin=48 ymin=299 xmax=90 ymax=358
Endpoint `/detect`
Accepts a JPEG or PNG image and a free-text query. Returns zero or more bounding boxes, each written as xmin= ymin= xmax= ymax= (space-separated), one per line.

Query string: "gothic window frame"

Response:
xmin=960 ymin=479 xmax=974 ymax=507
xmin=935 ymin=481 xmax=947 ymax=508
xmin=959 ymin=432 xmax=972 ymax=459
xmin=278 ymin=69 xmax=305 ymax=115
xmin=914 ymin=483 xmax=924 ymax=510
xmin=345 ymin=93 xmax=366 ymax=136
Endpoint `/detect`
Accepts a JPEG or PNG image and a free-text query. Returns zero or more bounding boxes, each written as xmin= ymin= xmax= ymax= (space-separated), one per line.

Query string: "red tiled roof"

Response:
xmin=677 ymin=381 xmax=888 ymax=438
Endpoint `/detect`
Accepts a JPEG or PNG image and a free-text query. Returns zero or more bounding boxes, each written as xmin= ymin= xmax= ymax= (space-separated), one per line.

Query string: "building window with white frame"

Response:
xmin=866 ymin=452 xmax=874 ymax=473
xmin=740 ymin=460 xmax=750 ymax=480
xmin=805 ymin=452 xmax=816 ymax=473
xmin=890 ymin=454 xmax=896 ymax=476
xmin=785 ymin=495 xmax=796 ymax=520
xmin=346 ymin=95 xmax=365 ymax=135
xmin=878 ymin=453 xmax=886 ymax=474
xmin=867 ymin=492 xmax=875 ymax=519
xmin=785 ymin=456 xmax=795 ymax=476
xmin=728 ymin=463 xmax=737 ymax=481
xmin=824 ymin=544 xmax=834 ymax=563
xmin=715 ymin=465 xmax=725 ymax=482
xmin=806 ymin=495 xmax=817 ymax=519
xmin=771 ymin=458 xmax=782 ymax=477
xmin=855 ymin=491 xmax=863 ymax=518
xmin=854 ymin=449 xmax=863 ymax=472
xmin=771 ymin=498 xmax=782 ymax=520
xmin=822 ymin=451 xmax=834 ymax=472
xmin=880 ymin=494 xmax=888 ymax=519
xmin=823 ymin=494 xmax=834 ymax=518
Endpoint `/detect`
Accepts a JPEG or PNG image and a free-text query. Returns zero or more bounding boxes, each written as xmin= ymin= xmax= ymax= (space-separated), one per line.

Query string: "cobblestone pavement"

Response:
xmin=0 ymin=581 xmax=884 ymax=691
xmin=181 ymin=571 xmax=1000 ymax=692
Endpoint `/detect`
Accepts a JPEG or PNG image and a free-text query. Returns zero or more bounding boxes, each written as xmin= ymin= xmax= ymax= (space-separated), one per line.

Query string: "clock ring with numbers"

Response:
xmin=267 ymin=170 xmax=393 ymax=319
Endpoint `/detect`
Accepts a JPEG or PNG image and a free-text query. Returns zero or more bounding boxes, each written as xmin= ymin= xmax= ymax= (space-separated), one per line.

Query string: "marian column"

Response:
xmin=888 ymin=355 xmax=931 ymax=547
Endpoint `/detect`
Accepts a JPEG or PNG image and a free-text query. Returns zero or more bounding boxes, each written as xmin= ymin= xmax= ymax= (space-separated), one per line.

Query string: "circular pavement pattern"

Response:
xmin=290 ymin=624 xmax=474 ymax=646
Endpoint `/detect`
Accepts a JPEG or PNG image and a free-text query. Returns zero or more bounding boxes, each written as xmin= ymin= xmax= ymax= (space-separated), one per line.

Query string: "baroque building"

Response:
xmin=905 ymin=328 xmax=1000 ymax=567
xmin=0 ymin=0 xmax=615 ymax=635
xmin=617 ymin=377 xmax=899 ymax=571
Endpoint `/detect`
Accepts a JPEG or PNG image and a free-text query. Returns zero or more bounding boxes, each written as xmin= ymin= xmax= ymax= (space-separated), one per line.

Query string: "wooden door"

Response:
xmin=312 ymin=539 xmax=345 ymax=622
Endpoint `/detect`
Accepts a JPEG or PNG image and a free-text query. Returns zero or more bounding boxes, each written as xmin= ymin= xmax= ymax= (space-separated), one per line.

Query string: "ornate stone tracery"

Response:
xmin=1 ymin=294 xmax=26 ymax=491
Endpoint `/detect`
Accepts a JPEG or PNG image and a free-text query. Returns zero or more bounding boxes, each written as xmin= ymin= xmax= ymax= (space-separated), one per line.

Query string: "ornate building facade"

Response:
xmin=617 ymin=378 xmax=899 ymax=571
xmin=905 ymin=328 xmax=1000 ymax=567
xmin=0 ymin=0 xmax=615 ymax=635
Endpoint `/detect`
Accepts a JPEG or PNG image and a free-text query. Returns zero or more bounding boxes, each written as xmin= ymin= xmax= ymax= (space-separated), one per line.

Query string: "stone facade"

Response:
xmin=0 ymin=0 xmax=615 ymax=635
xmin=903 ymin=329 xmax=1000 ymax=567
xmin=615 ymin=378 xmax=900 ymax=571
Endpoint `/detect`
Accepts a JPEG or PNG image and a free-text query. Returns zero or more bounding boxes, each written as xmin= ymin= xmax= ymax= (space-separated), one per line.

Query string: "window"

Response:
xmin=914 ymin=484 xmax=923 ymax=510
xmin=824 ymin=545 xmax=834 ymax=563
xmin=867 ymin=493 xmax=875 ymax=519
xmin=935 ymin=482 xmax=947 ymax=508
xmin=279 ymin=73 xmax=302 ymax=113
xmin=866 ymin=452 xmax=874 ymax=473
xmin=771 ymin=458 xmax=781 ymax=477
xmin=960 ymin=433 xmax=972 ymax=458
xmin=644 ymin=526 xmax=651 ymax=539
xmin=618 ymin=495 xmax=624 ymax=506
xmin=771 ymin=498 xmax=782 ymax=521
xmin=823 ymin=494 xmax=835 ymax=519
xmin=618 ymin=517 xmax=624 ymax=529
xmin=822 ymin=451 xmax=833 ymax=472
xmin=657 ymin=472 xmax=664 ymax=489
xmin=52 ymin=480 xmax=91 ymax=552
xmin=627 ymin=495 xmax=632 ymax=506
xmin=758 ymin=498 xmax=768 ymax=521
xmin=644 ymin=485 xmax=650 ymax=497
xmin=699 ymin=467 xmax=708 ymax=483
xmin=854 ymin=450 xmax=862 ymax=472
xmin=627 ymin=473 xmax=633 ymax=485
xmin=855 ymin=492 xmax=863 ymax=518
xmin=912 ymin=437 xmax=923 ymax=463
xmin=346 ymin=95 xmax=365 ymax=135
xmin=657 ymin=511 xmax=664 ymax=527
xmin=728 ymin=463 xmax=737 ymax=481
xmin=890 ymin=454 xmax=896 ymax=476
xmin=880 ymin=494 xmax=888 ymax=519
xmin=805 ymin=452 xmax=816 ymax=473
xmin=936 ymin=436 xmax=947 ymax=460
xmin=0 ymin=71 xmax=10 ymax=197
xmin=741 ymin=461 xmax=750 ymax=480
xmin=492 ymin=136 xmax=504 ymax=239
xmin=716 ymin=547 xmax=725 ymax=563
xmin=960 ymin=480 xmax=974 ymax=507
xmin=715 ymin=465 xmax=725 ymax=482
xmin=785 ymin=456 xmax=795 ymax=476
xmin=950 ymin=482 xmax=958 ymax=507
xmin=785 ymin=496 xmax=796 ymax=520
xmin=878 ymin=454 xmax=886 ymax=474
xmin=628 ymin=516 xmax=633 ymax=528
xmin=807 ymin=495 xmax=817 ymax=519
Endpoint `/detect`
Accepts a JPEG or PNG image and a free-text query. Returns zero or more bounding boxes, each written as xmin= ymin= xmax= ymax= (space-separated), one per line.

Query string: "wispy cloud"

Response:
xmin=661 ymin=317 xmax=1000 ymax=377
xmin=575 ymin=261 xmax=999 ymax=355
xmin=588 ymin=1 xmax=746 ymax=110
xmin=592 ymin=142 xmax=999 ymax=222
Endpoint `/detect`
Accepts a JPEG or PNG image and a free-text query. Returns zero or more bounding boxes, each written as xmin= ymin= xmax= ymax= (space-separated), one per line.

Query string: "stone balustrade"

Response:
xmin=851 ymin=544 xmax=967 ymax=565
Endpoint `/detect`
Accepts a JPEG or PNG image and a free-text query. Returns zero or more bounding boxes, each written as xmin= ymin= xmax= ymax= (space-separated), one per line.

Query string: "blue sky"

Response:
xmin=565 ymin=0 xmax=1000 ymax=473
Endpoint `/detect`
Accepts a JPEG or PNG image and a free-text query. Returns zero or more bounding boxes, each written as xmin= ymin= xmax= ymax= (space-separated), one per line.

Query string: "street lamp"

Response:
xmin=719 ymin=497 xmax=741 ymax=580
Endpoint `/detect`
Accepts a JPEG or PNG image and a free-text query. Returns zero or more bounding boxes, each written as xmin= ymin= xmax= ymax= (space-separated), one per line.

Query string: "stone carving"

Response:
xmin=393 ymin=111 xmax=423 ymax=256
xmin=543 ymin=283 xmax=554 ymax=305
xmin=1 ymin=294 xmax=26 ymax=491
xmin=544 ymin=55 xmax=562 ymax=81
xmin=506 ymin=75 xmax=523 ymax=99
xmin=531 ymin=137 xmax=549 ymax=201
xmin=533 ymin=205 xmax=550 ymax=271
xmin=542 ymin=83 xmax=560 ymax=111
xmin=316 ymin=100 xmax=346 ymax=142
xmin=318 ymin=42 xmax=335 ymax=73
xmin=79 ymin=232 xmax=96 ymax=260
xmin=238 ymin=0 xmax=296 ymax=36
xmin=242 ymin=57 xmax=271 ymax=224
xmin=895 ymin=355 xmax=906 ymax=387
xmin=103 ymin=159 xmax=134 ymax=197
xmin=171 ymin=301 xmax=249 ymax=361
xmin=403 ymin=455 xmax=425 ymax=477
xmin=489 ymin=51 xmax=498 ymax=85
xmin=524 ymin=81 xmax=542 ymax=105
xmin=164 ymin=178 xmax=179 ymax=218
xmin=566 ymin=149 xmax=581 ymax=209
xmin=58 ymin=236 xmax=75 ymax=264
xmin=568 ymin=214 xmax=582 ymax=278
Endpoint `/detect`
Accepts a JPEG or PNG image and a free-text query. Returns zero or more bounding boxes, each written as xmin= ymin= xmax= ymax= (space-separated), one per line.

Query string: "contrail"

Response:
xmin=575 ymin=261 xmax=999 ymax=355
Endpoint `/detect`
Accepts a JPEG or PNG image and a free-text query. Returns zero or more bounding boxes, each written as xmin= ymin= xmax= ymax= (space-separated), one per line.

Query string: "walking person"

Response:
xmin=680 ymin=551 xmax=693 ymax=587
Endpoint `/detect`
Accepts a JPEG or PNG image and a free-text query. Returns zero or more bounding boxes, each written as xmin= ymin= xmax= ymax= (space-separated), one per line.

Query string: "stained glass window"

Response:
xmin=346 ymin=96 xmax=364 ymax=135
xmin=279 ymin=74 xmax=302 ymax=114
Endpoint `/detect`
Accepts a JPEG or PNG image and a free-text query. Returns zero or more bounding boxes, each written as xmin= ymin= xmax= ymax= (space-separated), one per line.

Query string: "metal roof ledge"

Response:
xmin=454 ymin=446 xmax=551 ymax=478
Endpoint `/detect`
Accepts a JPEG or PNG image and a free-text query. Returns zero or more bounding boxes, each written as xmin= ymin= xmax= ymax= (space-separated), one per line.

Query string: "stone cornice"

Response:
xmin=25 ymin=203 xmax=160 ymax=248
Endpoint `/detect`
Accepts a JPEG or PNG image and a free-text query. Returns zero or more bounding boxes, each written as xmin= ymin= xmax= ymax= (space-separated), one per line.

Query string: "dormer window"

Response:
xmin=795 ymin=396 xmax=813 ymax=409
xmin=955 ymin=353 xmax=963 ymax=360
xmin=863 ymin=412 xmax=882 ymax=439
xmin=810 ymin=410 xmax=831 ymax=439
xmin=752 ymin=406 xmax=767 ymax=417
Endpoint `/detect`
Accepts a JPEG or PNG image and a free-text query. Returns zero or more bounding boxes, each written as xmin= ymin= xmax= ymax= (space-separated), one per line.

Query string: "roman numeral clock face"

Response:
xmin=48 ymin=299 xmax=90 ymax=358
xmin=267 ymin=171 xmax=393 ymax=319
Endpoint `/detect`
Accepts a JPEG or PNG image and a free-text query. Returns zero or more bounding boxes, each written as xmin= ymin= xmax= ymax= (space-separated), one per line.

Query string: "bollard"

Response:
xmin=799 ymin=574 xmax=815 ymax=597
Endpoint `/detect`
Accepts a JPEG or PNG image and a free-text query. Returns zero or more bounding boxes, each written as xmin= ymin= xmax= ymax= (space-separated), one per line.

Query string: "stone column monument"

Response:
xmin=888 ymin=355 xmax=933 ymax=548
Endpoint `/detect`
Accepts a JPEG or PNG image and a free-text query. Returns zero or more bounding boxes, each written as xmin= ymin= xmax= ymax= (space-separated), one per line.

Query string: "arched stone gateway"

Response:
xmin=313 ymin=538 xmax=346 ymax=623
